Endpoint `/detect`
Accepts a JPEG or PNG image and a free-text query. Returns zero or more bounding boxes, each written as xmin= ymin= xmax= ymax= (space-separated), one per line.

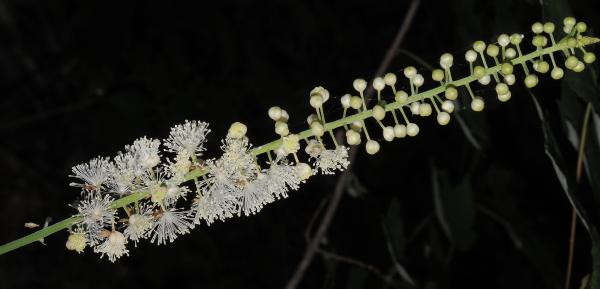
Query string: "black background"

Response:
xmin=1 ymin=0 xmax=600 ymax=288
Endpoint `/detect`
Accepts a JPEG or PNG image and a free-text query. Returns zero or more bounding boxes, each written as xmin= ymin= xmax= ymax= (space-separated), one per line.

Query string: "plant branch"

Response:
xmin=0 ymin=24 xmax=597 ymax=257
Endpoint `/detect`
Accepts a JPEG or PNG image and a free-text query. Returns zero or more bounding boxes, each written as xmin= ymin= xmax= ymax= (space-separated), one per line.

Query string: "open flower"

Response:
xmin=148 ymin=206 xmax=194 ymax=245
xmin=314 ymin=146 xmax=350 ymax=175
xmin=69 ymin=157 xmax=113 ymax=192
xmin=94 ymin=230 xmax=129 ymax=262
xmin=75 ymin=192 xmax=116 ymax=245
xmin=164 ymin=120 xmax=210 ymax=157
xmin=124 ymin=204 xmax=154 ymax=246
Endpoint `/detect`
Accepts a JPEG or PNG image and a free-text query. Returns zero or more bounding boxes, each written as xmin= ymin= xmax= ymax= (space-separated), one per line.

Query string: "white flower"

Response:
xmin=94 ymin=230 xmax=129 ymax=262
xmin=192 ymin=187 xmax=238 ymax=225
xmin=165 ymin=152 xmax=192 ymax=183
xmin=164 ymin=120 xmax=210 ymax=157
xmin=164 ymin=182 xmax=190 ymax=206
xmin=75 ymin=192 xmax=116 ymax=245
xmin=124 ymin=204 xmax=154 ymax=246
xmin=128 ymin=137 xmax=161 ymax=172
xmin=265 ymin=161 xmax=302 ymax=199
xmin=69 ymin=157 xmax=113 ymax=191
xmin=107 ymin=151 xmax=137 ymax=195
xmin=193 ymin=137 xmax=260 ymax=223
xmin=237 ymin=173 xmax=274 ymax=216
xmin=148 ymin=206 xmax=194 ymax=245
xmin=314 ymin=146 xmax=350 ymax=175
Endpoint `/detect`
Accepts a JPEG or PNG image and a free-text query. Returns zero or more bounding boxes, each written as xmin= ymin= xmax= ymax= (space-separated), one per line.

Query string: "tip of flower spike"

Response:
xmin=560 ymin=36 xmax=600 ymax=48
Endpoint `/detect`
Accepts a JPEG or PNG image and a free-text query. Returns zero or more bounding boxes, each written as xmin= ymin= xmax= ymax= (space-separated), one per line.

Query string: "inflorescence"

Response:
xmin=0 ymin=17 xmax=598 ymax=260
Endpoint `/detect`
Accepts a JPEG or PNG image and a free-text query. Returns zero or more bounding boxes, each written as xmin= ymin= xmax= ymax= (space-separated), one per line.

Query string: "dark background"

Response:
xmin=1 ymin=0 xmax=600 ymax=288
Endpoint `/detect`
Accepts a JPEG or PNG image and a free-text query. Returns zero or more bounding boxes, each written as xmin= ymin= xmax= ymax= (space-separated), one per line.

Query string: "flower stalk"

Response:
xmin=0 ymin=19 xmax=598 ymax=258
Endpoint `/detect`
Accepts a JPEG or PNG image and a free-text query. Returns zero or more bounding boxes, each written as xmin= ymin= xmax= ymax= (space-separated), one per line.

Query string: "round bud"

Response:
xmin=501 ymin=62 xmax=514 ymax=75
xmin=498 ymin=34 xmax=510 ymax=47
xmin=432 ymin=69 xmax=445 ymax=82
xmin=383 ymin=126 xmax=395 ymax=142
xmin=395 ymin=90 xmax=408 ymax=103
xmin=440 ymin=53 xmax=454 ymax=69
xmin=543 ymin=22 xmax=555 ymax=33
xmin=531 ymin=22 xmax=544 ymax=34
xmin=345 ymin=130 xmax=361 ymax=145
xmin=471 ymin=97 xmax=485 ymax=112
xmin=567 ymin=37 xmax=577 ymax=48
xmin=534 ymin=61 xmax=550 ymax=73
xmin=419 ymin=103 xmax=432 ymax=117
xmin=228 ymin=122 xmax=248 ymax=139
xmin=510 ymin=33 xmax=522 ymax=45
xmin=478 ymin=75 xmax=491 ymax=85
xmin=465 ymin=50 xmax=478 ymax=62
xmin=441 ymin=100 xmax=455 ymax=113
xmin=275 ymin=121 xmax=289 ymax=136
xmin=573 ymin=61 xmax=585 ymax=73
xmin=498 ymin=91 xmax=512 ymax=102
xmin=280 ymin=110 xmax=289 ymax=122
xmin=306 ymin=114 xmax=318 ymax=125
xmin=551 ymin=67 xmax=564 ymax=80
xmin=310 ymin=86 xmax=330 ymax=103
xmin=504 ymin=74 xmax=516 ymax=86
xmin=473 ymin=66 xmax=486 ymax=78
xmin=268 ymin=106 xmax=282 ymax=121
xmin=584 ymin=52 xmax=596 ymax=64
xmin=532 ymin=35 xmax=546 ymax=47
xmin=282 ymin=134 xmax=300 ymax=154
xmin=495 ymin=83 xmax=509 ymax=95
xmin=445 ymin=86 xmax=458 ymax=100
xmin=373 ymin=77 xmax=385 ymax=91
xmin=66 ymin=233 xmax=87 ymax=253
xmin=296 ymin=163 xmax=312 ymax=180
xmin=394 ymin=124 xmax=407 ymax=138
xmin=576 ymin=22 xmax=587 ymax=33
xmin=311 ymin=121 xmax=325 ymax=137
xmin=410 ymin=102 xmax=421 ymax=115
xmin=340 ymin=94 xmax=351 ymax=109
xmin=473 ymin=40 xmax=486 ymax=53
xmin=384 ymin=73 xmax=397 ymax=86
xmin=564 ymin=17 xmax=577 ymax=28
xmin=353 ymin=79 xmax=367 ymax=93
xmin=413 ymin=74 xmax=424 ymax=87
xmin=437 ymin=112 xmax=451 ymax=126
xmin=350 ymin=96 xmax=363 ymax=110
xmin=565 ymin=55 xmax=579 ymax=70
xmin=486 ymin=44 xmax=499 ymax=57
xmin=351 ymin=121 xmax=362 ymax=130
xmin=406 ymin=123 xmax=420 ymax=137
xmin=524 ymin=74 xmax=539 ymax=88
xmin=505 ymin=48 xmax=517 ymax=59
xmin=404 ymin=66 xmax=417 ymax=79
xmin=309 ymin=94 xmax=324 ymax=109
xmin=372 ymin=105 xmax=386 ymax=121
xmin=365 ymin=140 xmax=380 ymax=155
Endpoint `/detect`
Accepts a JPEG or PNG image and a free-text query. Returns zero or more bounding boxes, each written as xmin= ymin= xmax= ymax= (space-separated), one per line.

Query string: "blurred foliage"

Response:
xmin=0 ymin=0 xmax=600 ymax=289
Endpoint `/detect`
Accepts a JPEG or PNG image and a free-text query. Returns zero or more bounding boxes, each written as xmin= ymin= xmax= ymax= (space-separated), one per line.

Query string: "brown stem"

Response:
xmin=565 ymin=103 xmax=593 ymax=289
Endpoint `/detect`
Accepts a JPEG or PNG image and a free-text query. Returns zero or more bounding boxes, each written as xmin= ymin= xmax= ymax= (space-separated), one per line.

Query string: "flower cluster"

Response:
xmin=62 ymin=17 xmax=597 ymax=262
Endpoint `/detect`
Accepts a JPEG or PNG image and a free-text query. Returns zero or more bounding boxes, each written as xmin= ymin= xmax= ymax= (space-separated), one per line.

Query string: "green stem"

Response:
xmin=0 ymin=35 xmax=597 ymax=256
